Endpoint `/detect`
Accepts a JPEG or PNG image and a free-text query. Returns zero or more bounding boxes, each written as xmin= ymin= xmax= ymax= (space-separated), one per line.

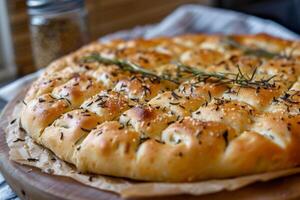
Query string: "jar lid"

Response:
xmin=27 ymin=0 xmax=84 ymax=15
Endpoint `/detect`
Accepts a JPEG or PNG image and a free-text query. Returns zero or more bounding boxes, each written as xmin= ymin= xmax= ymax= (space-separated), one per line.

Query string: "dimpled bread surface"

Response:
xmin=20 ymin=34 xmax=300 ymax=182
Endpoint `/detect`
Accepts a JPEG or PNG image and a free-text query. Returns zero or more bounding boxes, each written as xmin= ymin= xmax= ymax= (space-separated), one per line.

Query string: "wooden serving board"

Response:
xmin=1 ymin=85 xmax=300 ymax=200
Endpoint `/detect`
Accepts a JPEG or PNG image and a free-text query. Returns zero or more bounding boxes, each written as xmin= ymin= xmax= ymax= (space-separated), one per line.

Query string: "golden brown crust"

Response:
xmin=20 ymin=33 xmax=300 ymax=182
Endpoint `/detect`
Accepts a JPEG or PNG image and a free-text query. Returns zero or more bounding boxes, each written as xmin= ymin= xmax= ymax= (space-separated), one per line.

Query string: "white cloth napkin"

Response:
xmin=0 ymin=4 xmax=299 ymax=102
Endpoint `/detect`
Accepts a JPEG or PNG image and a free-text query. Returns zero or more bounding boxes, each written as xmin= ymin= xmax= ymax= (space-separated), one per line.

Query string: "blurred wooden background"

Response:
xmin=7 ymin=0 xmax=212 ymax=77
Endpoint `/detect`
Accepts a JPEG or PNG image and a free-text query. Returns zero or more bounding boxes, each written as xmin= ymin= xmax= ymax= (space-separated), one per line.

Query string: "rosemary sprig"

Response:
xmin=82 ymin=53 xmax=276 ymax=89
xmin=223 ymin=36 xmax=281 ymax=59
xmin=175 ymin=62 xmax=276 ymax=89
xmin=82 ymin=54 xmax=179 ymax=84
xmin=279 ymin=92 xmax=300 ymax=104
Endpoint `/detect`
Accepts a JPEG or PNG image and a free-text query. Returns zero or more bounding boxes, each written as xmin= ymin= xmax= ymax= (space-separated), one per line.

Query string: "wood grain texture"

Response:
xmin=1 ymin=83 xmax=300 ymax=199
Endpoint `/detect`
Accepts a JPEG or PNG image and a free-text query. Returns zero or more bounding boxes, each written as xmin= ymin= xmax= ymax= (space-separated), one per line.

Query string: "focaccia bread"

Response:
xmin=20 ymin=34 xmax=300 ymax=182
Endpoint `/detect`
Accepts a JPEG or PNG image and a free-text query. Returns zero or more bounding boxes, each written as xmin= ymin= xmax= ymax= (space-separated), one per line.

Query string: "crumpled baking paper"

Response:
xmin=3 ymin=4 xmax=300 ymax=198
xmin=5 ymin=90 xmax=300 ymax=198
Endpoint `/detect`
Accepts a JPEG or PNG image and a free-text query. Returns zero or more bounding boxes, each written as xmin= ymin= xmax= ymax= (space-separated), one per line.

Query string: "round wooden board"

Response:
xmin=1 ymin=84 xmax=300 ymax=200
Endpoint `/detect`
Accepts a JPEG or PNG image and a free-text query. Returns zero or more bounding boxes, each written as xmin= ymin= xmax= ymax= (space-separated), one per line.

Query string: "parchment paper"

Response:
xmin=3 ymin=4 xmax=300 ymax=198
xmin=6 ymin=103 xmax=300 ymax=198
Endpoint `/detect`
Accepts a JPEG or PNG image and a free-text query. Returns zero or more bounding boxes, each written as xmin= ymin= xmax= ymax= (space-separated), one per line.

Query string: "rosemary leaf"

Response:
xmin=82 ymin=54 xmax=179 ymax=84
xmin=175 ymin=62 xmax=234 ymax=81
xmin=82 ymin=53 xmax=277 ymax=89
xmin=174 ymin=62 xmax=276 ymax=89
xmin=223 ymin=36 xmax=281 ymax=59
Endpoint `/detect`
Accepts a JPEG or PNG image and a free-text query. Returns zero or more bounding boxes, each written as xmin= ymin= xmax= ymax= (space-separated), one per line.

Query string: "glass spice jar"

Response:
xmin=27 ymin=0 xmax=89 ymax=69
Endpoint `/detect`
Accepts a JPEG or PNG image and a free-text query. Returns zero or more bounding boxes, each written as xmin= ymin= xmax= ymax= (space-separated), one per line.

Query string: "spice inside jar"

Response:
xmin=27 ymin=0 xmax=89 ymax=69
